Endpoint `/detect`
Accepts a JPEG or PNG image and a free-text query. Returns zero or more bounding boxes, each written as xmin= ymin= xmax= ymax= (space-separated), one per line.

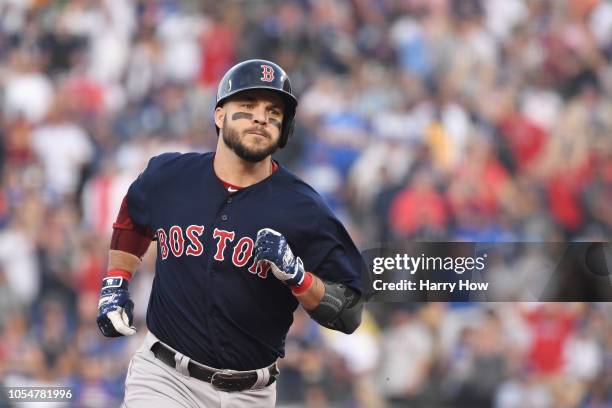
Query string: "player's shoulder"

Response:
xmin=140 ymin=151 xmax=213 ymax=186
xmin=146 ymin=151 xmax=212 ymax=171
xmin=143 ymin=151 xmax=212 ymax=176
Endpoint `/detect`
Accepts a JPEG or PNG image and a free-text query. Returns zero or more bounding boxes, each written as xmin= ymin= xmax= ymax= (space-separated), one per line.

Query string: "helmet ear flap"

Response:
xmin=279 ymin=117 xmax=295 ymax=148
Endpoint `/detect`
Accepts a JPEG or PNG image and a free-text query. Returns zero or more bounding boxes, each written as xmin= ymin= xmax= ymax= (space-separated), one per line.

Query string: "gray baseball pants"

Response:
xmin=122 ymin=331 xmax=276 ymax=408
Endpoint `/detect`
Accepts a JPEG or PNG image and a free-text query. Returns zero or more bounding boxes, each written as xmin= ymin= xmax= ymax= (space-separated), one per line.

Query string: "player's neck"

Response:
xmin=214 ymin=144 xmax=273 ymax=188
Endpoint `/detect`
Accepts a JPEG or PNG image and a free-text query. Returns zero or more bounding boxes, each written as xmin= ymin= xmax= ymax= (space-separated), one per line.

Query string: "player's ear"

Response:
xmin=214 ymin=106 xmax=225 ymax=130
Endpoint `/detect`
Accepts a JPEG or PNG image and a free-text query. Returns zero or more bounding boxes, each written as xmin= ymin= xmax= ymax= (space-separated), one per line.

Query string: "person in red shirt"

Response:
xmin=389 ymin=168 xmax=449 ymax=238
xmin=523 ymin=303 xmax=579 ymax=375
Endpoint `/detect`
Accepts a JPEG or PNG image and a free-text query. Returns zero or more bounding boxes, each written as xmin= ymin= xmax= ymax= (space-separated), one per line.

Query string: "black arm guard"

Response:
xmin=306 ymin=281 xmax=363 ymax=334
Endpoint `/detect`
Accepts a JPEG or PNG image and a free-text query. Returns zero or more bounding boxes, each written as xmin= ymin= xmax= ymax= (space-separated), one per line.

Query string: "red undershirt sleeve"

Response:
xmin=110 ymin=195 xmax=154 ymax=258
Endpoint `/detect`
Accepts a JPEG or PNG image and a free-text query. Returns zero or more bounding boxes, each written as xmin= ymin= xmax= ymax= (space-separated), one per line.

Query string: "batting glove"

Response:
xmin=254 ymin=228 xmax=305 ymax=286
xmin=96 ymin=277 xmax=137 ymax=337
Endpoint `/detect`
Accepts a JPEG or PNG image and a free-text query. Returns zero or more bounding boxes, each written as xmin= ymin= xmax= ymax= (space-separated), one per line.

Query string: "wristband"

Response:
xmin=291 ymin=272 xmax=313 ymax=295
xmin=107 ymin=268 xmax=132 ymax=282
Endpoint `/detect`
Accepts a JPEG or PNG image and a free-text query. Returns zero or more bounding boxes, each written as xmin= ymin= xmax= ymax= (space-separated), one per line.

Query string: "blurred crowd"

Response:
xmin=282 ymin=302 xmax=612 ymax=408
xmin=0 ymin=0 xmax=611 ymax=406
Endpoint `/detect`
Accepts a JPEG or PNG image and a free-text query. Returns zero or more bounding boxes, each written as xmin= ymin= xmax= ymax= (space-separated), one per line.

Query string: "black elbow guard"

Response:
xmin=307 ymin=281 xmax=364 ymax=334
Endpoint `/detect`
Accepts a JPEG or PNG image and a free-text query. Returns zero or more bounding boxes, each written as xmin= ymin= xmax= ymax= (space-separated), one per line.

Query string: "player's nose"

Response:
xmin=251 ymin=104 xmax=268 ymax=125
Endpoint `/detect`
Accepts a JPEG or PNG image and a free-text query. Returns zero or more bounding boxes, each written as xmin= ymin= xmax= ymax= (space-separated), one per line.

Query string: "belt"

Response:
xmin=150 ymin=342 xmax=279 ymax=392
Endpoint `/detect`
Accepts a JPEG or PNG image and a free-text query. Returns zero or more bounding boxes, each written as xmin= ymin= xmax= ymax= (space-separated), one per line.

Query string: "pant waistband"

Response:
xmin=144 ymin=332 xmax=279 ymax=392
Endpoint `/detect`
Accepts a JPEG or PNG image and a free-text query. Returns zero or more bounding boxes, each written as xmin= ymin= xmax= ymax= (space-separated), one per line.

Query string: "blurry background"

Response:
xmin=0 ymin=0 xmax=611 ymax=406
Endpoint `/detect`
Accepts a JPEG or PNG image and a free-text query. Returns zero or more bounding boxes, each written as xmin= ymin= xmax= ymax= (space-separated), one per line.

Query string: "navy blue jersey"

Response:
xmin=126 ymin=152 xmax=364 ymax=370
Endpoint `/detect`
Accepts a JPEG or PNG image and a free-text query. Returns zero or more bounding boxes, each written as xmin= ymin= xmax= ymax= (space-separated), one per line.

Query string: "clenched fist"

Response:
xmin=254 ymin=228 xmax=305 ymax=286
xmin=97 ymin=277 xmax=137 ymax=337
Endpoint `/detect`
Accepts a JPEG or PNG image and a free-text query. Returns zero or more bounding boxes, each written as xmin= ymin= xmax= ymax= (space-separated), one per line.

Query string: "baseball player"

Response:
xmin=96 ymin=59 xmax=365 ymax=407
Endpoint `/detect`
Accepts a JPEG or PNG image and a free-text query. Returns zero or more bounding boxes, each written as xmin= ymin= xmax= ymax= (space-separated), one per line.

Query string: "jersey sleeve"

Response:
xmin=110 ymin=195 xmax=154 ymax=258
xmin=126 ymin=152 xmax=181 ymax=228
xmin=300 ymin=203 xmax=365 ymax=294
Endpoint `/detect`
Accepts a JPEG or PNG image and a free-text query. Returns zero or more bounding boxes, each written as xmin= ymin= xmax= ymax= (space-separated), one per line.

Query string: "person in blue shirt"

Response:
xmin=96 ymin=59 xmax=365 ymax=407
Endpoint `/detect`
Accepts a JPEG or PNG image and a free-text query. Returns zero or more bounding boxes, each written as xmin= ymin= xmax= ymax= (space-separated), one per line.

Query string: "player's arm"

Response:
xmin=292 ymin=272 xmax=363 ymax=334
xmin=290 ymin=273 xmax=325 ymax=310
xmin=108 ymin=249 xmax=141 ymax=277
xmin=97 ymin=196 xmax=154 ymax=337
xmin=254 ymin=228 xmax=363 ymax=334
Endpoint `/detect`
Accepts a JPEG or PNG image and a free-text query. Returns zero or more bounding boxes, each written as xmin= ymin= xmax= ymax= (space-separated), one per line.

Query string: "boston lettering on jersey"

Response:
xmin=126 ymin=152 xmax=364 ymax=371
xmin=157 ymin=225 xmax=271 ymax=278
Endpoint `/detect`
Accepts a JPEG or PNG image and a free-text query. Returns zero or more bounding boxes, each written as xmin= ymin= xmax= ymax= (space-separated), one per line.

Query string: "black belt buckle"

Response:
xmin=211 ymin=370 xmax=248 ymax=392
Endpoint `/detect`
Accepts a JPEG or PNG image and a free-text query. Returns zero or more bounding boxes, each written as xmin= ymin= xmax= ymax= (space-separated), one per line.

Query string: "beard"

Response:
xmin=221 ymin=116 xmax=279 ymax=163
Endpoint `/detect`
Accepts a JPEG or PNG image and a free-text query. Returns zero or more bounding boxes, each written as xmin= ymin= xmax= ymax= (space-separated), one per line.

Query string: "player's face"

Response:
xmin=219 ymin=90 xmax=285 ymax=163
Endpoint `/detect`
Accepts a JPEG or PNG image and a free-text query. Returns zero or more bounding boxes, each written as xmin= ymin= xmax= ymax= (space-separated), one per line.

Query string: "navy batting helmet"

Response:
xmin=215 ymin=59 xmax=298 ymax=148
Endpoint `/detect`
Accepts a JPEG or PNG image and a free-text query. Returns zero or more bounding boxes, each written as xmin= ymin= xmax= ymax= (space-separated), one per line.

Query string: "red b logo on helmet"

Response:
xmin=260 ymin=65 xmax=275 ymax=82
